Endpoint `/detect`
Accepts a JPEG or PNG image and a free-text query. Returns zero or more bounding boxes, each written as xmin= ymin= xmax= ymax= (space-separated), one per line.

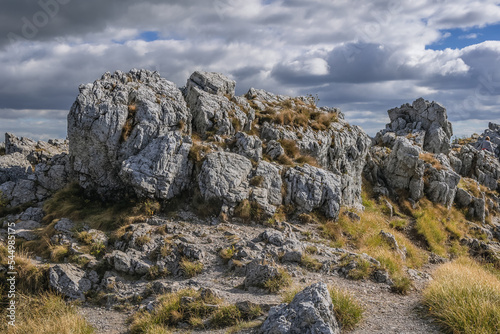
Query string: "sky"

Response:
xmin=1 ymin=0 xmax=500 ymax=141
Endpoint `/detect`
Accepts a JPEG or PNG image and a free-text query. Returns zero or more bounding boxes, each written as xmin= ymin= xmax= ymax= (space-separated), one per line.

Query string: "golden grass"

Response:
xmin=179 ymin=258 xmax=203 ymax=278
xmin=423 ymin=258 xmax=500 ymax=334
xmin=263 ymin=268 xmax=292 ymax=293
xmin=419 ymin=152 xmax=443 ymax=170
xmin=0 ymin=293 xmax=94 ymax=334
xmin=412 ymin=199 xmax=467 ymax=257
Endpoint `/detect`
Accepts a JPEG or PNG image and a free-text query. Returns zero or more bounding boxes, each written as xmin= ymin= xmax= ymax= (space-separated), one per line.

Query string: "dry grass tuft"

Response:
xmin=419 ymin=152 xmax=444 ymax=170
xmin=0 ymin=293 xmax=95 ymax=334
xmin=423 ymin=258 xmax=500 ymax=334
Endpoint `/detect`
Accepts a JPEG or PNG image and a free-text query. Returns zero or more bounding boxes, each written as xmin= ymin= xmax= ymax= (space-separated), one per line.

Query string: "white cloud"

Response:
xmin=0 ymin=0 xmax=500 ymax=140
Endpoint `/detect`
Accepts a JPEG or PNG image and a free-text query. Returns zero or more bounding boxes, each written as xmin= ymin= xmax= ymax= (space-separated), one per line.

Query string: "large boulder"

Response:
xmin=68 ymin=69 xmax=191 ymax=200
xmin=284 ymin=164 xmax=342 ymax=219
xmin=120 ymin=133 xmax=193 ymax=199
xmin=198 ymin=151 xmax=252 ymax=205
xmin=260 ymin=282 xmax=340 ymax=334
xmin=184 ymin=71 xmax=248 ymax=137
xmin=49 ymin=264 xmax=92 ymax=300
xmin=35 ymin=153 xmax=71 ymax=193
xmin=383 ymin=137 xmax=425 ymax=201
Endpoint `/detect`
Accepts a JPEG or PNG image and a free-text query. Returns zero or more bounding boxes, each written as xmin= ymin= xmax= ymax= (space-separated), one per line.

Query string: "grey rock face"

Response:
xmin=232 ymin=132 xmax=263 ymax=162
xmin=186 ymin=71 xmax=235 ymax=97
xmin=0 ymin=179 xmax=47 ymax=207
xmin=120 ymin=133 xmax=193 ymax=200
xmin=424 ymin=158 xmax=461 ymax=208
xmin=244 ymin=259 xmax=280 ymax=289
xmin=199 ymin=151 xmax=252 ymax=205
xmin=260 ymin=282 xmax=340 ymax=334
xmin=49 ymin=264 xmax=92 ymax=300
xmin=285 ymin=164 xmax=342 ymax=219
xmin=250 ymin=161 xmax=283 ymax=216
xmin=5 ymin=133 xmax=68 ymax=165
xmin=35 ymin=153 xmax=71 ymax=193
xmin=0 ymin=152 xmax=32 ymax=184
xmin=452 ymin=144 xmax=500 ymax=191
xmin=185 ymin=71 xmax=247 ymax=137
xmin=383 ymin=138 xmax=425 ymax=201
xmin=68 ymin=69 xmax=190 ymax=200
xmin=376 ymin=98 xmax=453 ymax=154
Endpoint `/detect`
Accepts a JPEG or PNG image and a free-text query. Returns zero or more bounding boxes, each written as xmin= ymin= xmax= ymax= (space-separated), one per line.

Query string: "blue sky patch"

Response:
xmin=427 ymin=24 xmax=500 ymax=50
xmin=138 ymin=31 xmax=160 ymax=42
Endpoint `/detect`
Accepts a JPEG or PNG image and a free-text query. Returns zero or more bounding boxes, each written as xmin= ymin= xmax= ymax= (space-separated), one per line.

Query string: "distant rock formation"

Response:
xmin=366 ymin=98 xmax=500 ymax=222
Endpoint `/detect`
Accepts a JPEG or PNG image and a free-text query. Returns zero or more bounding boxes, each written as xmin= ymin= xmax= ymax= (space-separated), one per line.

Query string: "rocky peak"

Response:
xmin=376 ymin=97 xmax=453 ymax=154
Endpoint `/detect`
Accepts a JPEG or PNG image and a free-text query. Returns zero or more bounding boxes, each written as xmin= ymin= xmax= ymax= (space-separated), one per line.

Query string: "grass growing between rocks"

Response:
xmin=281 ymin=285 xmax=364 ymax=331
xmin=318 ymin=189 xmax=427 ymax=282
xmin=423 ymin=257 xmax=500 ymax=334
xmin=43 ymin=182 xmax=160 ymax=231
xmin=130 ymin=289 xmax=262 ymax=333
xmin=0 ymin=293 xmax=95 ymax=334
xmin=263 ymin=268 xmax=292 ymax=293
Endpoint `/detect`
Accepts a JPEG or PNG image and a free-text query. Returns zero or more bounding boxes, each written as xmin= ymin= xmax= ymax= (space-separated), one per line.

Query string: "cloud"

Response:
xmin=1 ymin=0 xmax=500 ymax=141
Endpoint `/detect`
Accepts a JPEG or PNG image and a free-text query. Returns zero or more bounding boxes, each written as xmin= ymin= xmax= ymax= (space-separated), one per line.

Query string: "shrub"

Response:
xmin=179 ymin=258 xmax=203 ymax=278
xmin=391 ymin=275 xmax=412 ymax=295
xmin=280 ymin=139 xmax=300 ymax=159
xmin=263 ymin=268 xmax=292 ymax=293
xmin=329 ymin=286 xmax=364 ymax=331
xmin=423 ymin=258 xmax=500 ymax=334
xmin=135 ymin=235 xmax=152 ymax=247
xmin=249 ymin=175 xmax=265 ymax=187
xmin=90 ymin=242 xmax=106 ymax=257
xmin=50 ymin=245 xmax=70 ymax=262
xmin=210 ymin=305 xmax=242 ymax=328
xmin=76 ymin=231 xmax=93 ymax=245
xmin=301 ymin=254 xmax=323 ymax=271
xmin=419 ymin=152 xmax=443 ymax=170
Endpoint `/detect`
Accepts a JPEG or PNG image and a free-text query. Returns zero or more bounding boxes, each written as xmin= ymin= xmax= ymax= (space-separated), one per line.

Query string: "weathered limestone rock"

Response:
xmin=49 ymin=264 xmax=92 ymax=300
xmin=35 ymin=153 xmax=71 ymax=193
xmin=452 ymin=144 xmax=500 ymax=191
xmin=250 ymin=161 xmax=283 ymax=216
xmin=284 ymin=164 xmax=341 ymax=219
xmin=260 ymin=282 xmax=340 ymax=334
xmin=5 ymin=133 xmax=68 ymax=165
xmin=0 ymin=152 xmax=32 ymax=184
xmin=383 ymin=138 xmax=424 ymax=201
xmin=185 ymin=71 xmax=247 ymax=137
xmin=232 ymin=132 xmax=262 ymax=162
xmin=120 ymin=133 xmax=193 ymax=200
xmin=375 ymin=98 xmax=453 ymax=154
xmin=0 ymin=179 xmax=47 ymax=207
xmin=68 ymin=69 xmax=190 ymax=200
xmin=244 ymin=259 xmax=279 ymax=289
xmin=198 ymin=151 xmax=252 ymax=205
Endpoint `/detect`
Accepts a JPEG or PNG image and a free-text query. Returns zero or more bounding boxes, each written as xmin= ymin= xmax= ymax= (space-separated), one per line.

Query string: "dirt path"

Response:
xmin=78 ymin=306 xmax=131 ymax=334
xmin=79 ymin=267 xmax=442 ymax=334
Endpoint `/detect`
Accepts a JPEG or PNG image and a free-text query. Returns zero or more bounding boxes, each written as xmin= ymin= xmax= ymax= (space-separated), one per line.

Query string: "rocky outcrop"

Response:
xmin=198 ymin=151 xmax=252 ymax=206
xmin=451 ymin=144 xmax=500 ymax=191
xmin=475 ymin=122 xmax=500 ymax=158
xmin=49 ymin=264 xmax=92 ymax=300
xmin=285 ymin=164 xmax=342 ymax=219
xmin=0 ymin=152 xmax=32 ymax=184
xmin=374 ymin=98 xmax=453 ymax=154
xmin=5 ymin=132 xmax=68 ymax=165
xmin=184 ymin=71 xmax=248 ymax=137
xmin=68 ymin=69 xmax=191 ymax=200
xmin=260 ymin=282 xmax=340 ymax=334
